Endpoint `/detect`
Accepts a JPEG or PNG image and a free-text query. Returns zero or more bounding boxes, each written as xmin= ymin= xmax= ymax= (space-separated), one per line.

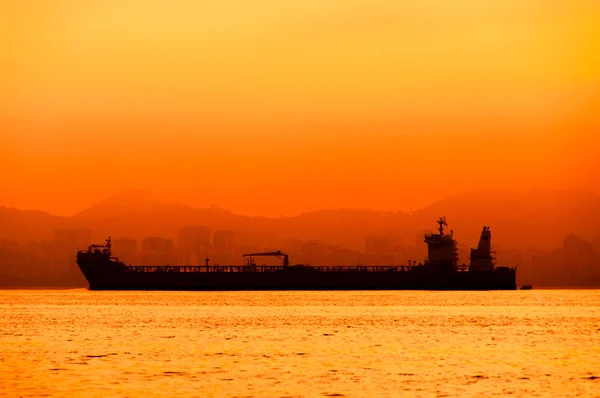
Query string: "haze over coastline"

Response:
xmin=2 ymin=188 xmax=600 ymax=289
xmin=2 ymin=188 xmax=599 ymax=248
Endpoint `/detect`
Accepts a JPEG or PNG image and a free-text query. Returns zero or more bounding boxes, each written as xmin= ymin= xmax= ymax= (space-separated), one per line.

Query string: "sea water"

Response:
xmin=1 ymin=290 xmax=599 ymax=397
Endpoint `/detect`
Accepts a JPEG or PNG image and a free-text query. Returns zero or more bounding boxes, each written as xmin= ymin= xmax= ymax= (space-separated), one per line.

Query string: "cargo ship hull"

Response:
xmin=77 ymin=263 xmax=516 ymax=291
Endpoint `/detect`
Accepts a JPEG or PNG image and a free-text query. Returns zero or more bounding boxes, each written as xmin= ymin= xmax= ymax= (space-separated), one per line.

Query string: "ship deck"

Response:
xmin=123 ymin=265 xmax=470 ymax=273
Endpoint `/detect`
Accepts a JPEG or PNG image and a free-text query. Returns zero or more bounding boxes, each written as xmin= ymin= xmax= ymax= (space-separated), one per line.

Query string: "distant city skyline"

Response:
xmin=2 ymin=222 xmax=599 ymax=288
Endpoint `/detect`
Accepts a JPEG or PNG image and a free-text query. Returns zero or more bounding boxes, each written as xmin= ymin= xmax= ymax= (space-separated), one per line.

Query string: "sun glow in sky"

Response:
xmin=1 ymin=0 xmax=599 ymax=216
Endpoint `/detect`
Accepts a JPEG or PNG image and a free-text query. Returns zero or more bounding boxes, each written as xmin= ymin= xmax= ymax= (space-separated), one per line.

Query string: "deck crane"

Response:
xmin=242 ymin=251 xmax=289 ymax=267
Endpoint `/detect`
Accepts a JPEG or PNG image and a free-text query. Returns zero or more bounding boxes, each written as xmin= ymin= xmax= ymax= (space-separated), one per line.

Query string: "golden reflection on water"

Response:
xmin=1 ymin=290 xmax=599 ymax=397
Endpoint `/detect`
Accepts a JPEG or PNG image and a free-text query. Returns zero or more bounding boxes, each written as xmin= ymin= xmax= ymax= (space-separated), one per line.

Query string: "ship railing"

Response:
xmin=124 ymin=265 xmax=420 ymax=273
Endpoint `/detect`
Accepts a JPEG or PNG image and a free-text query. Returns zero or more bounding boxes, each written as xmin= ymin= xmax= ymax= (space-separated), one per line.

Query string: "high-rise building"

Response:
xmin=563 ymin=234 xmax=592 ymax=282
xmin=53 ymin=229 xmax=91 ymax=275
xmin=112 ymin=237 xmax=138 ymax=265
xmin=212 ymin=230 xmax=234 ymax=265
xmin=140 ymin=236 xmax=175 ymax=265
xmin=54 ymin=229 xmax=91 ymax=250
xmin=27 ymin=240 xmax=64 ymax=276
xmin=0 ymin=241 xmax=28 ymax=277
xmin=177 ymin=226 xmax=211 ymax=265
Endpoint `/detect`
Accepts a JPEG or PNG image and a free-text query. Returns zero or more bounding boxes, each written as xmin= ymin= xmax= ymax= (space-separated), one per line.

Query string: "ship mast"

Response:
xmin=437 ymin=216 xmax=448 ymax=236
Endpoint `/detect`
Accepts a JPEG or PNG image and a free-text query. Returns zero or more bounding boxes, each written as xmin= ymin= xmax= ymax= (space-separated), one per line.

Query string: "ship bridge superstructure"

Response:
xmin=424 ymin=217 xmax=459 ymax=270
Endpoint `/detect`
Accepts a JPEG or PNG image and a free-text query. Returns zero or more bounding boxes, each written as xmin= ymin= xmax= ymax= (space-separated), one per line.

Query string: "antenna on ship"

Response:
xmin=437 ymin=217 xmax=448 ymax=235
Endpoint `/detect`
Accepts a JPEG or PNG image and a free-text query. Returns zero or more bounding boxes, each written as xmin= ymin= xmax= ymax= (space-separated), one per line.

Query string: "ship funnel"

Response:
xmin=469 ymin=226 xmax=495 ymax=271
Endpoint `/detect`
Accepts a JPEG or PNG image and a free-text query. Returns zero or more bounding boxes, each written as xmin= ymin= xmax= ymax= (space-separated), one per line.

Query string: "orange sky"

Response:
xmin=1 ymin=0 xmax=599 ymax=217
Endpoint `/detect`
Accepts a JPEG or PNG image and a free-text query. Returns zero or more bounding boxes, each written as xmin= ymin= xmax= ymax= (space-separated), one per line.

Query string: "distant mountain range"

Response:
xmin=1 ymin=189 xmax=599 ymax=251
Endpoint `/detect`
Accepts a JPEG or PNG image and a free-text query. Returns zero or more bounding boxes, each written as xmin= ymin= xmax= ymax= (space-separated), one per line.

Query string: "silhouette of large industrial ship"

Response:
xmin=76 ymin=218 xmax=516 ymax=290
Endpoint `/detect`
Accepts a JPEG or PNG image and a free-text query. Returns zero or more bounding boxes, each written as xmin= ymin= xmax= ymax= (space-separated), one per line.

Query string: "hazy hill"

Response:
xmin=73 ymin=189 xmax=173 ymax=219
xmin=408 ymin=189 xmax=600 ymax=249
xmin=0 ymin=207 xmax=66 ymax=243
xmin=2 ymin=189 xmax=599 ymax=251
xmin=73 ymin=191 xmax=413 ymax=249
xmin=71 ymin=190 xmax=278 ymax=245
